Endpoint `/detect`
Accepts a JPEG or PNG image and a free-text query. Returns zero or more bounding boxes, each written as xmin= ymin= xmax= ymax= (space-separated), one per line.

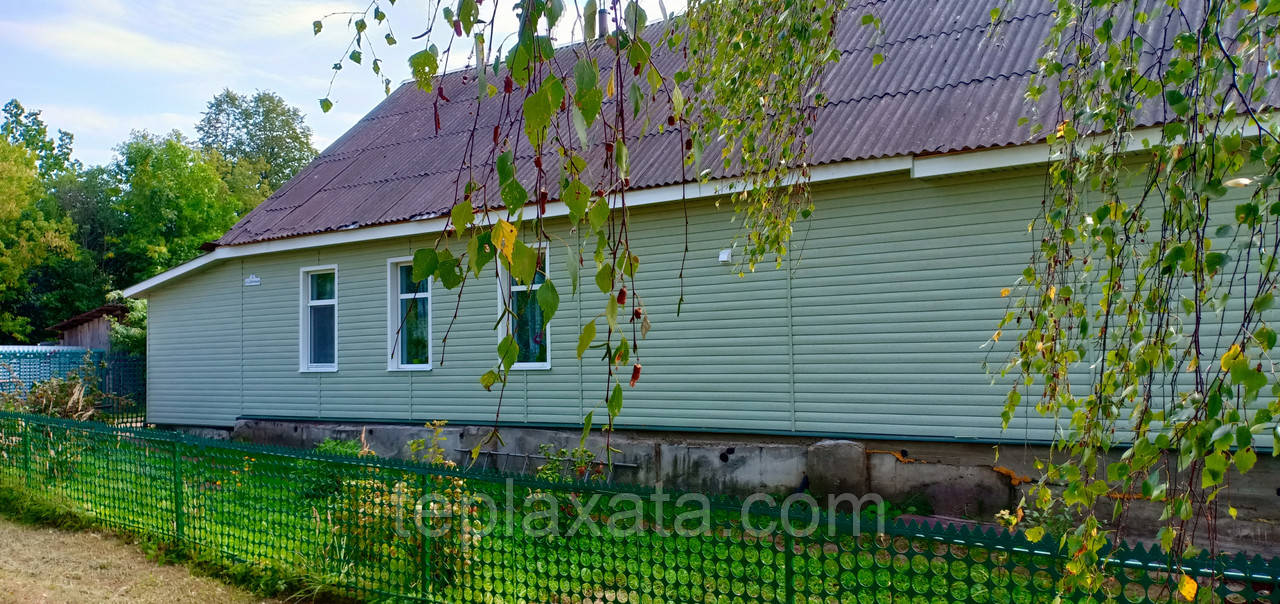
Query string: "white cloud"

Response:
xmin=38 ymin=104 xmax=194 ymax=138
xmin=33 ymin=104 xmax=197 ymax=166
xmin=0 ymin=0 xmax=689 ymax=166
xmin=0 ymin=17 xmax=230 ymax=74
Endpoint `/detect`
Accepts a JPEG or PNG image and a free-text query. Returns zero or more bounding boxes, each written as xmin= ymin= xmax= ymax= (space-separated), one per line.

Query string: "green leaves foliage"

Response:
xmin=467 ymin=231 xmax=496 ymax=276
xmin=496 ymin=150 xmax=529 ymax=209
xmin=573 ymin=59 xmax=604 ymax=130
xmin=451 ymin=201 xmax=473 ymax=230
xmin=497 ymin=334 xmax=519 ymax=372
xmin=576 ymin=320 xmax=596 ymax=359
xmin=583 ymin=0 xmax=598 ymax=40
xmin=594 ymin=263 xmax=613 ymax=295
xmin=607 ymin=383 xmax=623 ymax=419
xmin=1006 ymin=0 xmax=1280 ymax=590
xmin=623 ymin=1 xmax=646 ymax=34
xmin=562 ymin=179 xmax=590 ymax=222
xmin=523 ymin=75 xmax=565 ymax=148
xmin=412 ymin=249 xmax=438 ymax=282
xmin=457 ymin=0 xmax=480 ymax=34
xmin=435 ymin=249 xmax=463 ymax=289
xmin=479 ymin=369 xmax=500 ymax=391
xmin=409 ymin=45 xmax=440 ymax=91
xmin=536 ymin=279 xmax=559 ymax=329
xmin=681 ymin=0 xmax=841 ymax=270
xmin=509 ymin=240 xmax=538 ymax=286
xmin=310 ymin=0 xmax=843 ymax=496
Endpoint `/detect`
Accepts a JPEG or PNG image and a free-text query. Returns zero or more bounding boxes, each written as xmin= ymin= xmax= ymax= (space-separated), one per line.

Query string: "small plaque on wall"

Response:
xmin=244 ymin=274 xmax=262 ymax=286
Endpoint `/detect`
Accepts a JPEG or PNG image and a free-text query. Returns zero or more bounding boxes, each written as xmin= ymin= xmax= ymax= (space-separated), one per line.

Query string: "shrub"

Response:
xmin=534 ymin=443 xmax=605 ymax=483
xmin=0 ymin=353 xmax=129 ymax=421
xmin=315 ymin=437 xmax=365 ymax=458
xmin=324 ymin=420 xmax=483 ymax=589
xmin=299 ymin=435 xmax=371 ymax=500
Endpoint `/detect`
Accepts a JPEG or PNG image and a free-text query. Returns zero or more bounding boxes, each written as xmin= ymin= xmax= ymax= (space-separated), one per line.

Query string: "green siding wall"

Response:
xmin=147 ymin=167 xmax=1049 ymax=440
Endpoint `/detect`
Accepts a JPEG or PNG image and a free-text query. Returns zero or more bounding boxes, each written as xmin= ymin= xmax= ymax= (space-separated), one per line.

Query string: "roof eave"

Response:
xmin=125 ymin=121 xmax=1226 ymax=298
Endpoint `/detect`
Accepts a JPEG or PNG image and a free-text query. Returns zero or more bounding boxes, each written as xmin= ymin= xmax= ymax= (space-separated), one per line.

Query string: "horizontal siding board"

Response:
xmin=151 ymin=165 xmax=1238 ymax=441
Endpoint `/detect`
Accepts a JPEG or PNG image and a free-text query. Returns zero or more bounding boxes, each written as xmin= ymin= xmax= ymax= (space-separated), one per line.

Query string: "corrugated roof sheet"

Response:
xmin=214 ymin=0 xmax=1204 ymax=246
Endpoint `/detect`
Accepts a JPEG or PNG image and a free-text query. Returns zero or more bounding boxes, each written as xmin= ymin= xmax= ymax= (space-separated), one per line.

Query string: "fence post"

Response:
xmin=420 ymin=472 xmax=430 ymax=596
xmin=22 ymin=419 xmax=32 ymax=488
xmin=784 ymin=531 xmax=795 ymax=604
xmin=171 ymin=438 xmax=184 ymax=544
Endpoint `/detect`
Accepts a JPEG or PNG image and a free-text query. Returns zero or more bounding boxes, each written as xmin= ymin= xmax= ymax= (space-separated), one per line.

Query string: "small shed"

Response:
xmin=48 ymin=304 xmax=127 ymax=351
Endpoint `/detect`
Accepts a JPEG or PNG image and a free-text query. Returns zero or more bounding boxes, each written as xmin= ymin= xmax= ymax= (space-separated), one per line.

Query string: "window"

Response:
xmin=300 ymin=266 xmax=337 ymax=372
xmin=498 ymin=244 xmax=550 ymax=370
xmin=388 ymin=257 xmax=432 ymax=370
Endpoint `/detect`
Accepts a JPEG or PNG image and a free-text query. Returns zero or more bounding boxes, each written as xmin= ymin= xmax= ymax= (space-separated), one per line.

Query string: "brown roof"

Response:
xmin=213 ymin=0 xmax=1167 ymax=247
xmin=48 ymin=304 xmax=128 ymax=332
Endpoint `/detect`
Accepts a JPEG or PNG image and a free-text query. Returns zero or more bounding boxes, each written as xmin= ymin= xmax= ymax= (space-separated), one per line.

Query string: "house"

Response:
xmin=48 ymin=304 xmax=128 ymax=351
xmin=120 ymin=1 xmax=1277 ymax=535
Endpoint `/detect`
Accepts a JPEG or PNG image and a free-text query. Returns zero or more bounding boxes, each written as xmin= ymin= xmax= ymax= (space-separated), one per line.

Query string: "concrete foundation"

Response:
xmin=218 ymin=418 xmax=1280 ymax=556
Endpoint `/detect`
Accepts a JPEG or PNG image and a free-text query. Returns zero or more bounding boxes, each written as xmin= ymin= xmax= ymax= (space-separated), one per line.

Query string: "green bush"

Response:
xmin=299 ymin=438 xmax=368 ymax=500
xmin=315 ymin=438 xmax=364 ymax=457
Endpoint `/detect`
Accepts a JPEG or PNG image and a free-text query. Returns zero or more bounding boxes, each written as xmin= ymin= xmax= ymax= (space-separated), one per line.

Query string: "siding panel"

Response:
xmin=144 ymin=166 xmax=1148 ymax=443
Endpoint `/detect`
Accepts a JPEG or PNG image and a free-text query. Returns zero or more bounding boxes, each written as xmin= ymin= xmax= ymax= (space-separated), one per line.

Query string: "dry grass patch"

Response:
xmin=0 ymin=516 xmax=277 ymax=604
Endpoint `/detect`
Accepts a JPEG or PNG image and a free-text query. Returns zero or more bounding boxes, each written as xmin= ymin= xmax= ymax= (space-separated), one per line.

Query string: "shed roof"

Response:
xmin=48 ymin=304 xmax=127 ymax=332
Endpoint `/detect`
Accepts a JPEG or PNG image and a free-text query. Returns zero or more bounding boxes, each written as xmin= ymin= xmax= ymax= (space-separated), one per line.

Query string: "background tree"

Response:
xmin=205 ymin=149 xmax=272 ymax=214
xmin=47 ymin=166 xmax=121 ymax=262
xmin=105 ymin=290 xmax=147 ymax=356
xmin=196 ymin=89 xmax=317 ymax=192
xmin=1 ymin=99 xmax=79 ymax=181
xmin=0 ymin=95 xmax=318 ymax=343
xmin=0 ymin=140 xmax=75 ymax=341
xmin=109 ymin=131 xmax=241 ymax=286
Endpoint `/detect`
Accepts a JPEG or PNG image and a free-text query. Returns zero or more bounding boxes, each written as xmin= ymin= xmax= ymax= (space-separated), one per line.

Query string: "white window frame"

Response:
xmin=496 ymin=242 xmax=551 ymax=370
xmin=387 ymin=256 xmax=433 ymax=371
xmin=299 ymin=265 xmax=338 ymax=372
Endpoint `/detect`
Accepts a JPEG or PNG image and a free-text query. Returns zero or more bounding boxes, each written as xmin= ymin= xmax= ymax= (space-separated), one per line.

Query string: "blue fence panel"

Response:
xmin=101 ymin=353 xmax=146 ymax=402
xmin=0 ymin=347 xmax=104 ymax=393
xmin=0 ymin=347 xmax=146 ymax=424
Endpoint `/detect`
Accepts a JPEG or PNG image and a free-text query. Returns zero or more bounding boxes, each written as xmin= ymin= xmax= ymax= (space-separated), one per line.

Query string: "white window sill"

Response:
xmin=387 ymin=365 xmax=433 ymax=372
xmin=510 ymin=363 xmax=552 ymax=371
xmin=300 ymin=366 xmax=338 ymax=373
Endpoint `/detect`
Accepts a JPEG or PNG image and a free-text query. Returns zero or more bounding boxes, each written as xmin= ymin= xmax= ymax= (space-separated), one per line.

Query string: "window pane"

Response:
xmin=512 ymin=290 xmax=547 ymax=364
xmin=400 ymin=298 xmax=430 ymax=365
xmin=309 ymin=305 xmax=336 ymax=365
xmin=310 ymin=272 xmax=335 ymax=300
xmin=399 ymin=265 xmax=425 ymax=295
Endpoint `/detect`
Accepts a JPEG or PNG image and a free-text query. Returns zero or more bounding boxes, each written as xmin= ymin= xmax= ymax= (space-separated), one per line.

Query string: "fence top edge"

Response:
xmin=4 ymin=409 xmax=1278 ymax=575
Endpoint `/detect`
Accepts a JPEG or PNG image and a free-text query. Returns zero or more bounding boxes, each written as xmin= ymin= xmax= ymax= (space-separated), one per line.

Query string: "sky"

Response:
xmin=0 ymin=0 xmax=680 ymax=167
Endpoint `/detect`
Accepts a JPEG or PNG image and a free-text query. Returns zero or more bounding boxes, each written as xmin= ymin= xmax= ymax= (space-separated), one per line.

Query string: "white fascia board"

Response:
xmin=912 ymin=118 xmax=1274 ymax=179
xmin=123 ymin=113 xmax=1276 ymax=298
xmin=912 ymin=145 xmax=1050 ymax=178
xmin=121 ymin=154 xmax=920 ymax=297
xmin=124 ymin=134 xmax=1192 ymax=298
xmin=121 ymin=250 xmax=227 ymax=298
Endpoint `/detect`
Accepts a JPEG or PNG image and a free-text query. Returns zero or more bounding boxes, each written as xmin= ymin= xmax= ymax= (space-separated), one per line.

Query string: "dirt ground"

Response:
xmin=0 ymin=517 xmax=276 ymax=604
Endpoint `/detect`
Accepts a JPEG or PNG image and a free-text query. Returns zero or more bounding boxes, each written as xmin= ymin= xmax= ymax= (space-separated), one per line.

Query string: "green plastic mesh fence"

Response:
xmin=0 ymin=411 xmax=1275 ymax=603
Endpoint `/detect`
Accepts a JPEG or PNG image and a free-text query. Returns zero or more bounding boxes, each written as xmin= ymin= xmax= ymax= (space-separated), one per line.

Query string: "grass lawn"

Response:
xmin=0 ymin=516 xmax=277 ymax=604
